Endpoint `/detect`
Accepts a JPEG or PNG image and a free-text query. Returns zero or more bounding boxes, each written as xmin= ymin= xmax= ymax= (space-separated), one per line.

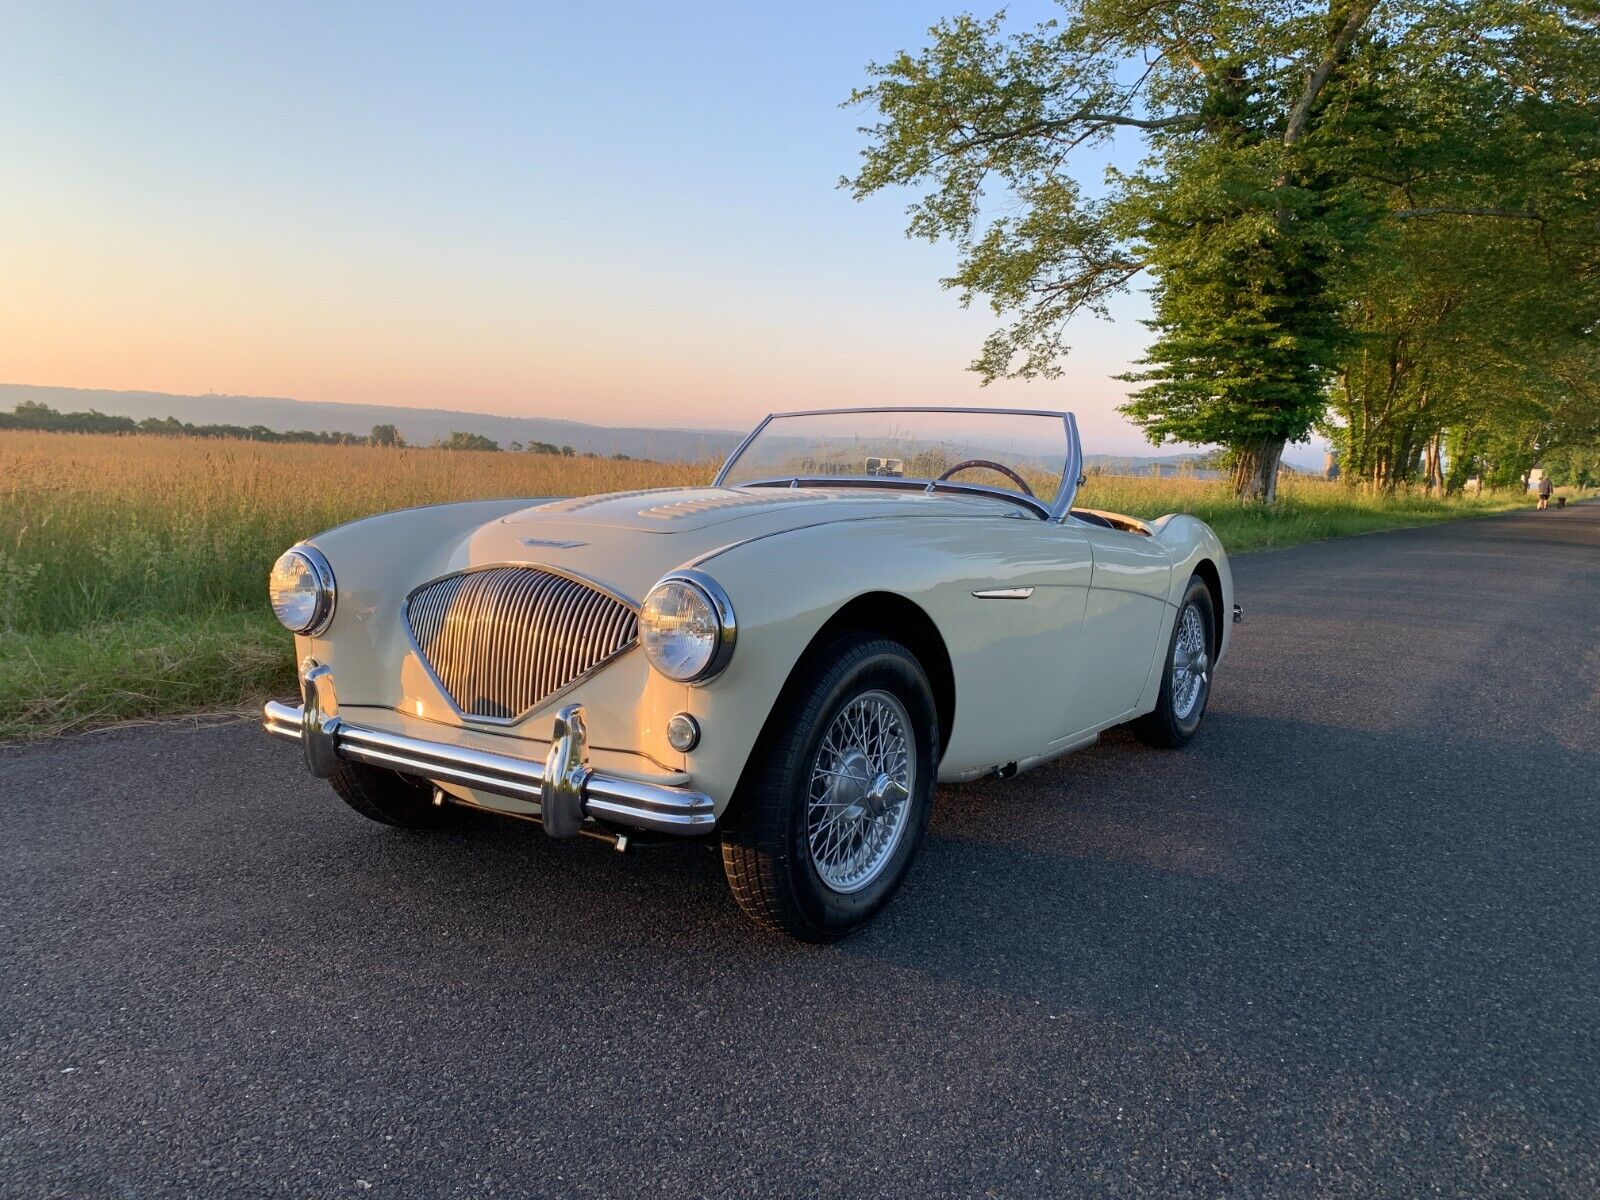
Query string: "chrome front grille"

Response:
xmin=406 ymin=567 xmax=638 ymax=720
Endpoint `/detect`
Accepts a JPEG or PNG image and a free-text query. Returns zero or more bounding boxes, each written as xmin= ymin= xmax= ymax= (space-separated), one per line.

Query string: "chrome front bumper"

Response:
xmin=262 ymin=660 xmax=715 ymax=837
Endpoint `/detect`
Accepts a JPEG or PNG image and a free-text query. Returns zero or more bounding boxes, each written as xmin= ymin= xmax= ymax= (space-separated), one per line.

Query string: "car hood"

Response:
xmin=451 ymin=486 xmax=1025 ymax=601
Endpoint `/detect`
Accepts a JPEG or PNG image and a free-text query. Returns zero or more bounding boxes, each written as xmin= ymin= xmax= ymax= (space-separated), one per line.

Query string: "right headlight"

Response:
xmin=639 ymin=571 xmax=736 ymax=683
xmin=268 ymin=545 xmax=336 ymax=635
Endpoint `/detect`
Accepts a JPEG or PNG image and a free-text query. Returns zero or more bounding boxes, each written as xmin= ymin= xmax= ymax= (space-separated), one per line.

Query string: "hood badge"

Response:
xmin=518 ymin=537 xmax=587 ymax=549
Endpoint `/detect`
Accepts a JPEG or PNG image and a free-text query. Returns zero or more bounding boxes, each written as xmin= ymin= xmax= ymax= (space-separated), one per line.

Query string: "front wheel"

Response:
xmin=328 ymin=761 xmax=462 ymax=829
xmin=1131 ymin=575 xmax=1216 ymax=748
xmin=720 ymin=633 xmax=938 ymax=942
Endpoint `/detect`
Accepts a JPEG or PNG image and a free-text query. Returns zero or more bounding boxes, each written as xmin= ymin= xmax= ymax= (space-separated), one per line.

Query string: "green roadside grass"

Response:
xmin=0 ymin=611 xmax=291 ymax=741
xmin=1075 ymin=475 xmax=1537 ymax=552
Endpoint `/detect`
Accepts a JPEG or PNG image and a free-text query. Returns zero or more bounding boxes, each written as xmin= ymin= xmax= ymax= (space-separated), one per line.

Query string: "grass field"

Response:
xmin=1 ymin=430 xmax=1543 ymax=739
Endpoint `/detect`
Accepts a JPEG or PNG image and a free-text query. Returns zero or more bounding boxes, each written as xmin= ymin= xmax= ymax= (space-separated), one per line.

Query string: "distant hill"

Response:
xmin=1 ymin=383 xmax=1323 ymax=473
xmin=0 ymin=385 xmax=744 ymax=464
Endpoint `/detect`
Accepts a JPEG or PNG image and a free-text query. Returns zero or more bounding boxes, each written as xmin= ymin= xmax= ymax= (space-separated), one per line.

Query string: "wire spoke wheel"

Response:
xmin=1170 ymin=602 xmax=1210 ymax=721
xmin=805 ymin=689 xmax=915 ymax=894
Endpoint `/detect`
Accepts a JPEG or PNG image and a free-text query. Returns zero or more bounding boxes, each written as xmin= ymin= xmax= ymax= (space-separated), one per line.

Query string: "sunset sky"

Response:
xmin=2 ymin=1 xmax=1180 ymax=452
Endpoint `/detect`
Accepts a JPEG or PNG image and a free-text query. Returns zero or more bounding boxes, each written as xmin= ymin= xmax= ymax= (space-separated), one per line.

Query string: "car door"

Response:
xmin=1066 ymin=521 xmax=1173 ymax=730
xmin=933 ymin=514 xmax=1096 ymax=773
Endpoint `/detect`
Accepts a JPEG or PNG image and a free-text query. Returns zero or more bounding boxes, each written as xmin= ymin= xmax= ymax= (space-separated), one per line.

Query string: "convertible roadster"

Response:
xmin=264 ymin=408 xmax=1236 ymax=939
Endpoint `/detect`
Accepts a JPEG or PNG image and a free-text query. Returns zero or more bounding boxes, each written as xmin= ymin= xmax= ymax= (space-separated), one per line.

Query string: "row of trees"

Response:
xmin=0 ymin=404 xmax=607 ymax=458
xmin=847 ymin=1 xmax=1599 ymax=500
xmin=0 ymin=400 xmax=367 ymax=445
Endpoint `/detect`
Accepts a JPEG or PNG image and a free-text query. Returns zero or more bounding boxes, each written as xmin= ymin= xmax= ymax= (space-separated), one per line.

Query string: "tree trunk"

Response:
xmin=1232 ymin=436 xmax=1287 ymax=503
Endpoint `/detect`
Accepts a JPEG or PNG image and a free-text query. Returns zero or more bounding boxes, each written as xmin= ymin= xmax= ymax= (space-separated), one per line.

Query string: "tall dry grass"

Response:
xmin=0 ymin=432 xmax=708 ymax=635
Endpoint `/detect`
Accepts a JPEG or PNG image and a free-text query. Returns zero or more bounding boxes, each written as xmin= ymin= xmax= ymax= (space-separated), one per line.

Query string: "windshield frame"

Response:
xmin=713 ymin=406 xmax=1084 ymax=521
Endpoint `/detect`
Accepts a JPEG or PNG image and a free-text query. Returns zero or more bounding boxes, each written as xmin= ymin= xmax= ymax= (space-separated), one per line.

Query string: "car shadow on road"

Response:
xmin=834 ymin=713 xmax=1598 ymax=1111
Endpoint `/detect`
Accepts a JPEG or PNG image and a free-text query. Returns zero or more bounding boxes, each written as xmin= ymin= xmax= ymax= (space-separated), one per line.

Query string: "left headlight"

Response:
xmin=639 ymin=571 xmax=735 ymax=683
xmin=268 ymin=546 xmax=336 ymax=635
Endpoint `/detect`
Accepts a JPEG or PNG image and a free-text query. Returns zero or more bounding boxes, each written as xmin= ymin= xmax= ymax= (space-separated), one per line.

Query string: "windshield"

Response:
xmin=716 ymin=408 xmax=1076 ymax=514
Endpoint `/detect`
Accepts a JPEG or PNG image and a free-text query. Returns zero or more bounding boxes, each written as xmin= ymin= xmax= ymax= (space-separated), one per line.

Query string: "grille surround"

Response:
xmin=404 ymin=565 xmax=639 ymax=723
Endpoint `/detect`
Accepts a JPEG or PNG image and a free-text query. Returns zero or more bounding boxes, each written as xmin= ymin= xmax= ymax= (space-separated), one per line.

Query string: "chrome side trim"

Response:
xmin=263 ymin=698 xmax=715 ymax=835
xmin=971 ymin=587 xmax=1035 ymax=600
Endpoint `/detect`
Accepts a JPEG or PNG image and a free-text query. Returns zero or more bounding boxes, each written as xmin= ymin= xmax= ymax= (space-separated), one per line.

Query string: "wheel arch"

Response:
xmin=808 ymin=591 xmax=956 ymax=762
xmin=715 ymin=590 xmax=954 ymax=832
xmin=1191 ymin=558 xmax=1224 ymax=657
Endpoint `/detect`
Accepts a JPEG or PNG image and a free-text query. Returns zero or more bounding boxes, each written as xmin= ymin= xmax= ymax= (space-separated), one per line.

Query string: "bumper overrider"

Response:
xmin=262 ymin=660 xmax=716 ymax=837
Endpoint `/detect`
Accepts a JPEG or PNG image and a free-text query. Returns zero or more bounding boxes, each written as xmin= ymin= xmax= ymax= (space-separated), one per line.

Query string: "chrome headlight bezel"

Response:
xmin=269 ymin=545 xmax=337 ymax=636
xmin=639 ymin=570 xmax=736 ymax=684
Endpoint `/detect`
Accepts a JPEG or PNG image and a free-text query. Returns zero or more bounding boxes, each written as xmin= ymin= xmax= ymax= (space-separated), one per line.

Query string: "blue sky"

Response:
xmin=1 ymin=1 xmax=1189 ymax=453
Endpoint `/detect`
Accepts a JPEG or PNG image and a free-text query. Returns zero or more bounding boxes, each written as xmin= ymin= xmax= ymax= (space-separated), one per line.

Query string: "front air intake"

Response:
xmin=405 ymin=567 xmax=638 ymax=720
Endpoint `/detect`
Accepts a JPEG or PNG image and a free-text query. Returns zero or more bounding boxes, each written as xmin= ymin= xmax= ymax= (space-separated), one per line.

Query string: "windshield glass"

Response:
xmin=717 ymin=409 xmax=1073 ymax=511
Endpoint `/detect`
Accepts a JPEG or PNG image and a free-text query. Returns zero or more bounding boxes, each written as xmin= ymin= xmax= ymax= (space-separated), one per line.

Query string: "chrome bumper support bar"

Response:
xmin=262 ymin=662 xmax=715 ymax=837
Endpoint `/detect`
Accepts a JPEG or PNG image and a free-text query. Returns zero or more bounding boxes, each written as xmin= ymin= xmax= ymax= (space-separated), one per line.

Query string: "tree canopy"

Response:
xmin=845 ymin=0 xmax=1600 ymax=500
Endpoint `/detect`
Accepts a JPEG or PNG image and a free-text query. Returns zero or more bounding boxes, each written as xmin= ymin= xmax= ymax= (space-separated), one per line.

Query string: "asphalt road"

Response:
xmin=4 ymin=505 xmax=1598 ymax=1199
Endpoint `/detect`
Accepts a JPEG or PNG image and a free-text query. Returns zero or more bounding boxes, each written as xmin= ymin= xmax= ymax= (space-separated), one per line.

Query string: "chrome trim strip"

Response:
xmin=262 ymin=699 xmax=715 ymax=834
xmin=971 ymin=587 xmax=1035 ymax=600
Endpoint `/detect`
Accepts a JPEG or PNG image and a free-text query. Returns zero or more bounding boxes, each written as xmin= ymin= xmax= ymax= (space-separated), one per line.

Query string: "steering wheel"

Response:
xmin=935 ymin=459 xmax=1036 ymax=498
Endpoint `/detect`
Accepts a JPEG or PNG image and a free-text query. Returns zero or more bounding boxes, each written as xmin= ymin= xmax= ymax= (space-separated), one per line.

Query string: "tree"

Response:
xmin=1325 ymin=217 xmax=1599 ymax=492
xmin=436 ymin=431 xmax=501 ymax=452
xmin=1318 ymin=1 xmax=1600 ymax=492
xmin=369 ymin=423 xmax=404 ymax=447
xmin=845 ymin=1 xmax=1598 ymax=501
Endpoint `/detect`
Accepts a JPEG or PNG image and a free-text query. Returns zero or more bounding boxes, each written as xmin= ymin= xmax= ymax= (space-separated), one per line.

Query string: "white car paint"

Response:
xmin=286 ymin=483 xmax=1232 ymax=823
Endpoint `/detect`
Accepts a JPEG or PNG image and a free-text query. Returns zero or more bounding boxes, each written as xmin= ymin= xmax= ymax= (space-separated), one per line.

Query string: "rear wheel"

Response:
xmin=720 ymin=633 xmax=938 ymax=942
xmin=1131 ymin=575 xmax=1216 ymax=748
xmin=328 ymin=761 xmax=461 ymax=829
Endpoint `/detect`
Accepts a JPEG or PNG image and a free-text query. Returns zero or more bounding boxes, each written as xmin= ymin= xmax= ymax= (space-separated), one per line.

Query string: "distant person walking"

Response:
xmin=1537 ymin=474 xmax=1553 ymax=510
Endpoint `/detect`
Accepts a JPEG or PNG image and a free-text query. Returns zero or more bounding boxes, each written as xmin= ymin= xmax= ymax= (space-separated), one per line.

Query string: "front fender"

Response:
xmin=671 ymin=514 xmax=1088 ymax=808
xmin=1149 ymin=513 xmax=1234 ymax=660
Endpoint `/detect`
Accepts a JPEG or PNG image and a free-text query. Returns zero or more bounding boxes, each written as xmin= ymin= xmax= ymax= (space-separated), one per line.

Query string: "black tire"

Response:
xmin=328 ymin=761 xmax=461 ymax=829
xmin=720 ymin=633 xmax=939 ymax=942
xmin=1131 ymin=574 xmax=1216 ymax=749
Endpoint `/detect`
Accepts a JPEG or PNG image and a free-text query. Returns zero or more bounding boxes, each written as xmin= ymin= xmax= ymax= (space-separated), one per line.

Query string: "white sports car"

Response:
xmin=264 ymin=408 xmax=1237 ymax=939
